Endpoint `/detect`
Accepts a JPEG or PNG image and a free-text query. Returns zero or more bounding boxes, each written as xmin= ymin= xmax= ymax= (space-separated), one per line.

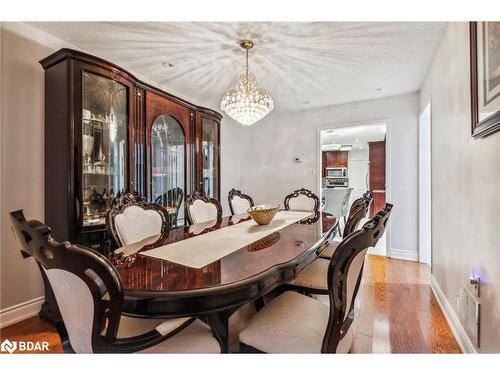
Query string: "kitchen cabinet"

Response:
xmin=369 ymin=140 xmax=386 ymax=217
xmin=322 ymin=151 xmax=348 ymax=176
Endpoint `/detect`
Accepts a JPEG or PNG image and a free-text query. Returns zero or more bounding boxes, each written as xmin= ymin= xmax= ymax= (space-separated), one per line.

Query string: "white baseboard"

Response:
xmin=368 ymin=247 xmax=386 ymax=257
xmin=430 ymin=275 xmax=477 ymax=353
xmin=390 ymin=248 xmax=418 ymax=262
xmin=0 ymin=296 xmax=45 ymax=328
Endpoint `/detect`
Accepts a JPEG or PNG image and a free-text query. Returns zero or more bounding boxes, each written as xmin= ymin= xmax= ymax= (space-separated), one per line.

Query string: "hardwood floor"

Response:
xmin=350 ymin=255 xmax=460 ymax=353
xmin=0 ymin=315 xmax=63 ymax=354
xmin=0 ymin=255 xmax=460 ymax=354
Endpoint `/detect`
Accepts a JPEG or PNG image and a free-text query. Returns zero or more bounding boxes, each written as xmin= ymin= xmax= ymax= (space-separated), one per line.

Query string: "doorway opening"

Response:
xmin=319 ymin=121 xmax=389 ymax=256
xmin=419 ymin=103 xmax=432 ymax=267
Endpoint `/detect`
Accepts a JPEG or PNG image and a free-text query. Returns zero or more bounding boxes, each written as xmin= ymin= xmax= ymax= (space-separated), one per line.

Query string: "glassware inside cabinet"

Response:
xmin=82 ymin=72 xmax=128 ymax=226
xmin=151 ymin=114 xmax=185 ymax=228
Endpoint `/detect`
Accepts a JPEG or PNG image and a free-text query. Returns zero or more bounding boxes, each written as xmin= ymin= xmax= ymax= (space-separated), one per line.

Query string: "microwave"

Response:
xmin=326 ymin=167 xmax=347 ymax=177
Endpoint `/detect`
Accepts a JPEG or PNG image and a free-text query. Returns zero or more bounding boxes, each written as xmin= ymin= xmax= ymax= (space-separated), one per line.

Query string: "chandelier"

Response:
xmin=221 ymin=40 xmax=274 ymax=126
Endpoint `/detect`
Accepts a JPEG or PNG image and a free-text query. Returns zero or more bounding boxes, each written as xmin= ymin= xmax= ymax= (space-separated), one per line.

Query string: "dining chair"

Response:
xmin=349 ymin=191 xmax=373 ymax=216
xmin=286 ymin=201 xmax=387 ymax=295
xmin=185 ymin=191 xmax=223 ymax=224
xmin=322 ymin=187 xmax=353 ymax=236
xmin=319 ymin=192 xmax=373 ymax=259
xmin=283 ymin=188 xmax=320 ymax=212
xmin=238 ymin=204 xmax=392 ymax=353
xmin=228 ymin=188 xmax=255 ymax=215
xmin=9 ymin=210 xmax=221 ymax=353
xmin=106 ymin=193 xmax=170 ymax=249
xmin=155 ymin=187 xmax=183 ymax=227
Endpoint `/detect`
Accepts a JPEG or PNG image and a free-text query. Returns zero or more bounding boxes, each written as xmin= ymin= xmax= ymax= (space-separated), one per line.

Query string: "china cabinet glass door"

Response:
xmin=201 ymin=117 xmax=219 ymax=199
xmin=151 ymin=114 xmax=185 ymax=227
xmin=82 ymin=72 xmax=128 ymax=227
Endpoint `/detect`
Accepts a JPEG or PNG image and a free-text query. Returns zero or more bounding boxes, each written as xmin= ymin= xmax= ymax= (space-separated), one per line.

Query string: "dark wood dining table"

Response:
xmin=108 ymin=210 xmax=338 ymax=352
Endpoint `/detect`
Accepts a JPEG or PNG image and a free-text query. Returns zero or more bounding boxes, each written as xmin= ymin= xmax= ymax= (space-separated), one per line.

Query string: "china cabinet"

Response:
xmin=196 ymin=110 xmax=222 ymax=199
xmin=40 ymin=49 xmax=222 ymax=252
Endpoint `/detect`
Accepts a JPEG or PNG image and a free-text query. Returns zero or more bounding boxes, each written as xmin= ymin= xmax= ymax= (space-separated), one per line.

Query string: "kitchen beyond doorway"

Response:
xmin=319 ymin=121 xmax=388 ymax=256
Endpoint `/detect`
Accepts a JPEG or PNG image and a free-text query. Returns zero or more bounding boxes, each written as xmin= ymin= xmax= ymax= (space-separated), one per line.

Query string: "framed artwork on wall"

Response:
xmin=470 ymin=21 xmax=500 ymax=138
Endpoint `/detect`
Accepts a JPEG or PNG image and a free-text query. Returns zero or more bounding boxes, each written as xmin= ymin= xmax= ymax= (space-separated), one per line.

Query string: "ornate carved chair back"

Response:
xmin=342 ymin=199 xmax=370 ymax=238
xmin=185 ymin=191 xmax=223 ymax=225
xmin=228 ymin=188 xmax=255 ymax=215
xmin=349 ymin=190 xmax=372 ymax=216
xmin=106 ymin=193 xmax=170 ymax=249
xmin=283 ymin=188 xmax=320 ymax=213
xmin=9 ymin=210 xmax=124 ymax=353
xmin=322 ymin=203 xmax=393 ymax=353
xmin=155 ymin=188 xmax=184 ymax=227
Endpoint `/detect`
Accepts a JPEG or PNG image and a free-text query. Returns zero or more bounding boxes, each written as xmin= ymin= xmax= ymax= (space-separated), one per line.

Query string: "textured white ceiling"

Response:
xmin=30 ymin=22 xmax=446 ymax=112
xmin=321 ymin=123 xmax=386 ymax=149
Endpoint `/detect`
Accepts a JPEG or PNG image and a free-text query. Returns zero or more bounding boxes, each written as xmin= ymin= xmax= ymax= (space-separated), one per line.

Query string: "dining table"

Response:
xmin=108 ymin=210 xmax=338 ymax=352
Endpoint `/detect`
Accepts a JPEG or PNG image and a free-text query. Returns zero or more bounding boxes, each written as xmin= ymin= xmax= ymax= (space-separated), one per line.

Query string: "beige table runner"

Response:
xmin=141 ymin=210 xmax=313 ymax=269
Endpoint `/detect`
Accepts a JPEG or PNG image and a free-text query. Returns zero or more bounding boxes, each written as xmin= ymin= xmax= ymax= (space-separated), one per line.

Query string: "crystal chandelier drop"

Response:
xmin=107 ymin=108 xmax=118 ymax=142
xmin=221 ymin=40 xmax=274 ymax=126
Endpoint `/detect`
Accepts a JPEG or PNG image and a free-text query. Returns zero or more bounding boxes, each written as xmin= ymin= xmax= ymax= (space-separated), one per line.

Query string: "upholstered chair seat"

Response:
xmin=116 ymin=316 xmax=191 ymax=338
xmin=287 ymin=199 xmax=371 ymax=292
xmin=113 ymin=315 xmax=221 ymax=353
xmin=319 ymin=240 xmax=340 ymax=259
xmin=239 ymin=204 xmax=393 ymax=353
xmin=125 ymin=319 xmax=221 ymax=353
xmin=239 ymin=291 xmax=354 ymax=353
xmin=116 ymin=315 xmax=221 ymax=352
xmin=287 ymin=258 xmax=330 ymax=291
xmin=186 ymin=191 xmax=222 ymax=224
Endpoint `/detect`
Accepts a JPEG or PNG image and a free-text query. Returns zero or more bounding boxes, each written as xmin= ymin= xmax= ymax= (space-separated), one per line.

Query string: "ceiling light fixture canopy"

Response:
xmin=221 ymin=39 xmax=274 ymax=126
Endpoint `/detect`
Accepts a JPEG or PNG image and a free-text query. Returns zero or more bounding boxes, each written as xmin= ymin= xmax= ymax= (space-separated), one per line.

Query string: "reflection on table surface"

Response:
xmin=109 ymin=211 xmax=337 ymax=293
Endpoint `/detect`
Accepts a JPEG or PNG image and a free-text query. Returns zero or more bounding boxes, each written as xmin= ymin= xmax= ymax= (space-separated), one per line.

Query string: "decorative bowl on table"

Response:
xmin=247 ymin=205 xmax=280 ymax=225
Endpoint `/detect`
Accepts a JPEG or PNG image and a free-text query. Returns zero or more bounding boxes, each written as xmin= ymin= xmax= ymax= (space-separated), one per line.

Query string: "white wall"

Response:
xmin=0 ymin=23 xmax=80 ymax=312
xmin=239 ymin=93 xmax=419 ymax=260
xmin=419 ymin=22 xmax=500 ymax=352
xmin=0 ymin=23 xmax=242 ymax=314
